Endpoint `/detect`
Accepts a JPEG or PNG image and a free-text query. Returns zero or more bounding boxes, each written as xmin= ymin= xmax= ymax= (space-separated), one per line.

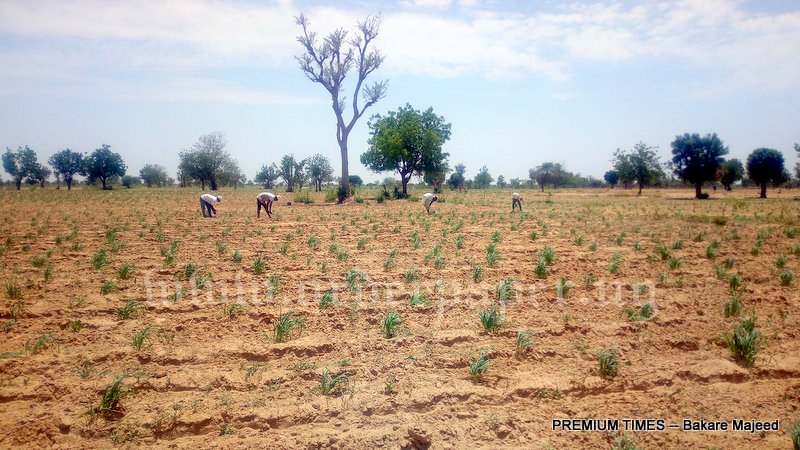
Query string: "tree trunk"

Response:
xmin=201 ymin=180 xmax=205 ymax=190
xmin=210 ymin=175 xmax=218 ymax=191
xmin=339 ymin=141 xmax=350 ymax=201
xmin=401 ymin=173 xmax=410 ymax=196
xmin=540 ymin=184 xmax=544 ymax=192
xmin=695 ymin=182 xmax=702 ymax=199
xmin=760 ymin=182 xmax=767 ymax=198
xmin=15 ymin=178 xmax=21 ymax=190
xmin=638 ymin=182 xmax=643 ymax=196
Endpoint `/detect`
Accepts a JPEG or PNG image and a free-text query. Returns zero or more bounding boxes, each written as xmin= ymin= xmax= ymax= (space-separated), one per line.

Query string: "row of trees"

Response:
xmin=3 ymin=145 xmax=127 ymax=190
xmin=602 ymin=134 xmax=795 ymax=198
xmin=253 ymin=153 xmax=335 ymax=192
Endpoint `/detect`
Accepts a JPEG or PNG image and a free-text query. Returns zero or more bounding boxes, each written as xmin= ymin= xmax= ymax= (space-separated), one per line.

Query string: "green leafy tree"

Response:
xmin=3 ymin=146 xmax=39 ymax=190
xmin=613 ymin=142 xmax=664 ymax=195
xmin=447 ymin=163 xmax=466 ymax=191
xmin=718 ymin=159 xmax=744 ymax=191
xmin=139 ymin=164 xmax=170 ymax=187
xmin=295 ymin=14 xmax=388 ymax=199
xmin=254 ymin=163 xmax=280 ymax=189
xmin=423 ymin=165 xmax=449 ymax=193
xmin=603 ymin=170 xmax=619 ymax=188
xmin=279 ymin=154 xmax=306 ymax=192
xmin=496 ymin=175 xmax=507 ymax=188
xmin=83 ymin=144 xmax=127 ymax=190
xmin=217 ymin=157 xmax=246 ymax=189
xmin=746 ymin=148 xmax=787 ymax=198
xmin=794 ymin=143 xmax=799 ymax=181
xmin=121 ymin=175 xmax=140 ymax=188
xmin=28 ymin=163 xmax=51 ymax=187
xmin=473 ymin=165 xmax=493 ymax=189
xmin=306 ymin=154 xmax=334 ymax=191
xmin=348 ymin=175 xmax=363 ymax=186
xmin=48 ymin=149 xmax=84 ymax=190
xmin=671 ymin=133 xmax=728 ymax=198
xmin=529 ymin=162 xmax=566 ymax=191
xmin=178 ymin=132 xmax=230 ymax=190
xmin=361 ymin=104 xmax=451 ymax=196
xmin=509 ymin=178 xmax=522 ymax=189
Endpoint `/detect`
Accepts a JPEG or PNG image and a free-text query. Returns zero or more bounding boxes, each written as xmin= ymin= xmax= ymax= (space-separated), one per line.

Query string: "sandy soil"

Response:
xmin=1 ymin=186 xmax=798 ymax=449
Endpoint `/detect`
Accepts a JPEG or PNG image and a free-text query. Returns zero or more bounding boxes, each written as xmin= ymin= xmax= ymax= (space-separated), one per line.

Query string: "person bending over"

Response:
xmin=256 ymin=192 xmax=279 ymax=218
xmin=200 ymin=193 xmax=221 ymax=218
xmin=422 ymin=193 xmax=438 ymax=214
xmin=512 ymin=192 xmax=522 ymax=212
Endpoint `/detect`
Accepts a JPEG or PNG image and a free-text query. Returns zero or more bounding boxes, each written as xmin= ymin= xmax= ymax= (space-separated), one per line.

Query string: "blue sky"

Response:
xmin=1 ymin=0 xmax=798 ymax=183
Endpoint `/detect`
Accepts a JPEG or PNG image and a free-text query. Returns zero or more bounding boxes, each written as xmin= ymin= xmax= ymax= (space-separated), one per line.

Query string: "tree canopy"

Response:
xmin=279 ymin=154 xmax=306 ymax=192
xmin=139 ymin=164 xmax=170 ymax=187
xmin=178 ymin=132 xmax=233 ymax=190
xmin=613 ymin=142 xmax=664 ymax=195
xmin=670 ymin=133 xmax=728 ymax=198
xmin=447 ymin=163 xmax=466 ymax=191
xmin=295 ymin=13 xmax=388 ymax=199
xmin=603 ymin=170 xmax=619 ymax=188
xmin=3 ymin=146 xmax=40 ymax=190
xmin=254 ymin=163 xmax=280 ymax=189
xmin=306 ymin=154 xmax=334 ymax=192
xmin=49 ymin=149 xmax=84 ymax=190
xmin=529 ymin=162 xmax=566 ymax=192
xmin=473 ymin=165 xmax=493 ymax=189
xmin=361 ymin=104 xmax=451 ymax=196
xmin=718 ymin=159 xmax=744 ymax=191
xmin=83 ymin=144 xmax=127 ymax=190
xmin=746 ymin=148 xmax=786 ymax=198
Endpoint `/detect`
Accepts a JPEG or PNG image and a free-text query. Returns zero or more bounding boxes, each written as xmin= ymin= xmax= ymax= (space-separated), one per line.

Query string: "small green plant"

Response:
xmin=25 ymin=333 xmax=55 ymax=355
xmin=5 ymin=282 xmax=22 ymax=300
xmin=723 ymin=256 xmax=734 ymax=270
xmin=216 ymin=241 xmax=227 ymax=255
xmin=486 ymin=242 xmax=500 ymax=267
xmin=555 ymin=277 xmax=570 ymax=299
xmin=479 ymin=306 xmax=502 ymax=333
xmin=729 ymin=274 xmax=744 ymax=293
xmin=583 ymin=272 xmax=596 ymax=286
xmin=495 ymin=278 xmax=515 ymax=302
xmin=345 ymin=270 xmax=364 ymax=293
xmin=723 ymin=291 xmax=743 ymax=318
xmin=789 ymin=419 xmax=799 ymax=450
xmin=610 ymin=431 xmax=641 ymax=450
xmin=598 ymin=348 xmax=619 ymax=377
xmin=610 ymin=252 xmax=622 ymax=274
xmin=382 ymin=311 xmax=402 ymax=338
xmin=221 ymin=302 xmax=244 ymax=320
xmin=724 ymin=317 xmax=761 ymax=366
xmin=307 ymin=236 xmax=319 ymax=249
xmin=116 ymin=300 xmax=142 ymax=320
xmin=232 ymin=250 xmax=243 ymax=264
xmin=534 ymin=256 xmax=549 ymax=278
xmin=117 ymin=263 xmax=134 ymax=280
xmin=515 ymin=331 xmax=532 ymax=358
xmin=409 ymin=291 xmax=431 ymax=306
xmin=705 ymin=244 xmax=718 ymax=259
xmin=131 ymin=326 xmax=151 ymax=351
xmin=654 ymin=245 xmax=671 ymax=261
xmin=31 ymin=255 xmax=47 ymax=268
xmin=671 ymin=239 xmax=683 ymax=250
xmin=469 ymin=352 xmax=490 ymax=382
xmin=319 ymin=368 xmax=349 ymax=395
xmin=68 ymin=319 xmax=85 ymax=332
xmin=92 ymin=248 xmax=108 ymax=270
xmin=490 ymin=230 xmax=502 ymax=243
xmin=404 ymin=267 xmax=418 ymax=283
xmin=780 ymin=269 xmax=794 ymax=286
xmin=471 ymin=263 xmax=483 ymax=282
xmin=273 ymin=313 xmax=304 ymax=343
xmin=356 ymin=237 xmax=368 ymax=250
xmin=96 ymin=375 xmax=126 ymax=416
xmin=383 ymin=248 xmax=399 ymax=270
xmin=454 ymin=234 xmax=464 ymax=249
xmin=319 ymin=291 xmax=335 ymax=308
xmin=253 ymin=257 xmax=266 ymax=275
xmin=667 ymin=255 xmax=682 ymax=271
xmin=541 ymin=246 xmax=556 ymax=265
xmin=100 ymin=280 xmax=116 ymax=295
xmin=623 ymin=303 xmax=655 ymax=321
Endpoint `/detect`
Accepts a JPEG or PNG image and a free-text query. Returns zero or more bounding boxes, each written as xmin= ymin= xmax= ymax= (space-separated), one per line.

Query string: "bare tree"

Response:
xmin=295 ymin=13 xmax=388 ymax=201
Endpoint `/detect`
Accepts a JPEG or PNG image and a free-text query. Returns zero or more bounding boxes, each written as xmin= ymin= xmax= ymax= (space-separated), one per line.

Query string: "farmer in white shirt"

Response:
xmin=200 ymin=193 xmax=221 ymax=218
xmin=256 ymin=192 xmax=279 ymax=218
xmin=512 ymin=192 xmax=522 ymax=212
xmin=422 ymin=193 xmax=438 ymax=214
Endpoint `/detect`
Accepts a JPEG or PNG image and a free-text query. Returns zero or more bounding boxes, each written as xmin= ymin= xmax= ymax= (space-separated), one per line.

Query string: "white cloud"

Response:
xmin=0 ymin=0 xmax=797 ymax=99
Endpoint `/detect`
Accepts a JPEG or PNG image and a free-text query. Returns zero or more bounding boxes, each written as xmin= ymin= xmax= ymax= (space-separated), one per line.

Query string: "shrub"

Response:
xmin=724 ymin=317 xmax=761 ymax=366
xmin=324 ymin=189 xmax=338 ymax=203
xmin=479 ymin=306 xmax=502 ymax=333
xmin=598 ymin=348 xmax=619 ymax=377
xmin=775 ymin=254 xmax=788 ymax=269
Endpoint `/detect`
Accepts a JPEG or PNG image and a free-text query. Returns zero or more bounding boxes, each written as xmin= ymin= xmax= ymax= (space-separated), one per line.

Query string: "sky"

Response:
xmin=1 ymin=0 xmax=799 ymax=184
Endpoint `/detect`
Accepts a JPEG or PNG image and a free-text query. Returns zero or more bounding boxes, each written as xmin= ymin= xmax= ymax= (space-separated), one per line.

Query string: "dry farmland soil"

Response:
xmin=1 ymin=187 xmax=799 ymax=449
